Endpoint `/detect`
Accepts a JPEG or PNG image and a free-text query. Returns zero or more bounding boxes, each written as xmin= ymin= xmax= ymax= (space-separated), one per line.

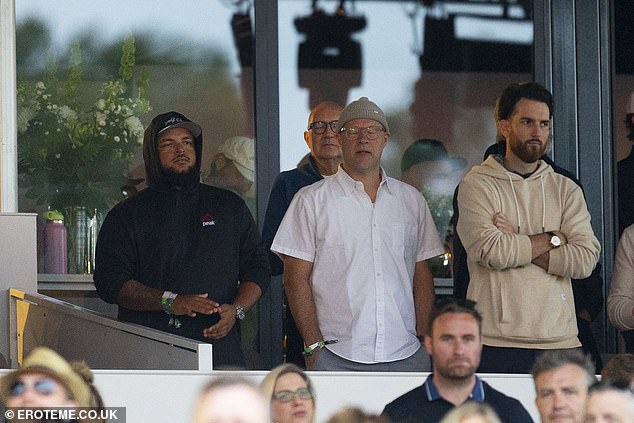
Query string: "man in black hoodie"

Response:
xmin=94 ymin=111 xmax=270 ymax=368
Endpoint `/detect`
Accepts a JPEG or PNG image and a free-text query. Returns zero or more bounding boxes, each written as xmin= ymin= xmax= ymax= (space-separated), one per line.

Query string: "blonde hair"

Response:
xmin=439 ymin=402 xmax=502 ymax=423
xmin=259 ymin=363 xmax=315 ymax=404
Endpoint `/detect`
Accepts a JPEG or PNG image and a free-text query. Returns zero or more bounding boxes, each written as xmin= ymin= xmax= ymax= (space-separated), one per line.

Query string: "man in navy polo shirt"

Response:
xmin=382 ymin=298 xmax=533 ymax=423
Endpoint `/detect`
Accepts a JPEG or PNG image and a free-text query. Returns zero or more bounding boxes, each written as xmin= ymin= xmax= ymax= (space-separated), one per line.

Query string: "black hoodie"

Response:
xmin=94 ymin=112 xmax=270 ymax=368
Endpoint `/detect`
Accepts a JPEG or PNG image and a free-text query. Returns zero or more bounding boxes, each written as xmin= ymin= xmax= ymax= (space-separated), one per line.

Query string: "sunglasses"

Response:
xmin=8 ymin=378 xmax=60 ymax=397
xmin=272 ymin=387 xmax=313 ymax=403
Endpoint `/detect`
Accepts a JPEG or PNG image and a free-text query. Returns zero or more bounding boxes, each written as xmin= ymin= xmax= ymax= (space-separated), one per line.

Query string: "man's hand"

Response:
xmin=171 ymin=293 xmax=222 ymax=317
xmin=202 ymin=304 xmax=237 ymax=340
xmin=493 ymin=212 xmax=517 ymax=234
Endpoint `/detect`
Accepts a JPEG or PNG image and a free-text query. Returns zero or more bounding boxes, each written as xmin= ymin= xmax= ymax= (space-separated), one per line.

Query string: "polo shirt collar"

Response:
xmin=423 ymin=374 xmax=485 ymax=402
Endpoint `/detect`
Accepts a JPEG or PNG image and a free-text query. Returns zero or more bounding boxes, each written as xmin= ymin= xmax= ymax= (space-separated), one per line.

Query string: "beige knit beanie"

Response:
xmin=338 ymin=97 xmax=390 ymax=133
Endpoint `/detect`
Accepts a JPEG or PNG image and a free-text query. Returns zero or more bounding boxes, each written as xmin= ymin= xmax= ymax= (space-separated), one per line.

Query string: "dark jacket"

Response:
xmin=262 ymin=155 xmax=323 ymax=275
xmin=382 ymin=375 xmax=534 ymax=423
xmin=94 ymin=113 xmax=270 ymax=368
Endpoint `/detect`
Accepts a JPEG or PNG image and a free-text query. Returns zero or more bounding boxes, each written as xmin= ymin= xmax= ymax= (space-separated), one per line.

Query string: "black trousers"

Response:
xmin=478 ymin=345 xmax=583 ymax=374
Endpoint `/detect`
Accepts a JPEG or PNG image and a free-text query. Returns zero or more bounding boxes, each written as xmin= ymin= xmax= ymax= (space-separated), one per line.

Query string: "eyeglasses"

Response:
xmin=308 ymin=120 xmax=338 ymax=135
xmin=272 ymin=387 xmax=313 ymax=402
xmin=8 ymin=378 xmax=60 ymax=397
xmin=434 ymin=297 xmax=477 ymax=310
xmin=339 ymin=125 xmax=385 ymax=140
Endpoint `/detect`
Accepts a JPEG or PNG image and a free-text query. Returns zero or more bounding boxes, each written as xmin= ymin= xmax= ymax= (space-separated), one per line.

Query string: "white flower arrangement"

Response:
xmin=17 ymin=37 xmax=151 ymax=213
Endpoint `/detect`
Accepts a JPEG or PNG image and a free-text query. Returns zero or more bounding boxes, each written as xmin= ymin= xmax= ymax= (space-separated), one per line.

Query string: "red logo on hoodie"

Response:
xmin=201 ymin=212 xmax=215 ymax=227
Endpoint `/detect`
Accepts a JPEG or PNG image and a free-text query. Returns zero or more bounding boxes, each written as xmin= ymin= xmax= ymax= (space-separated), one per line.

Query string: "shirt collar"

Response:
xmin=423 ymin=374 xmax=485 ymax=402
xmin=334 ymin=166 xmax=392 ymax=196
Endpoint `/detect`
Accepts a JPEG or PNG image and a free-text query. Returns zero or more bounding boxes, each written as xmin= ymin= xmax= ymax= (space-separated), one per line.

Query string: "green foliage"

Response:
xmin=421 ymin=185 xmax=453 ymax=240
xmin=17 ymin=37 xmax=151 ymax=214
xmin=421 ymin=186 xmax=454 ymax=277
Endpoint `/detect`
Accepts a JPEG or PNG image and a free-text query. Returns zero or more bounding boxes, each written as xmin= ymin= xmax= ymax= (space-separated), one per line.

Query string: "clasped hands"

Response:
xmin=169 ymin=293 xmax=237 ymax=340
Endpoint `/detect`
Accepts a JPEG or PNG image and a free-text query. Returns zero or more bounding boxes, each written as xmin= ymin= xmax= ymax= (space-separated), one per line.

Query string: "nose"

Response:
xmin=17 ymin=385 xmax=40 ymax=403
xmin=552 ymin=391 xmax=566 ymax=408
xmin=531 ymin=122 xmax=547 ymax=136
xmin=452 ymin=340 xmax=466 ymax=355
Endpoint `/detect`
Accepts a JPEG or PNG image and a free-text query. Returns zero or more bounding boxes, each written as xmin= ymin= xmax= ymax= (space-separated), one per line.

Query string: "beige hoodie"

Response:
xmin=457 ymin=155 xmax=601 ymax=349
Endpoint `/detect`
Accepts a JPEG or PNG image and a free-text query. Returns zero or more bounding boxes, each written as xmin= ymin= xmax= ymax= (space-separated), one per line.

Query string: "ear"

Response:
xmin=304 ymin=131 xmax=312 ymax=150
xmin=498 ymin=120 xmax=511 ymax=139
xmin=424 ymin=334 xmax=433 ymax=356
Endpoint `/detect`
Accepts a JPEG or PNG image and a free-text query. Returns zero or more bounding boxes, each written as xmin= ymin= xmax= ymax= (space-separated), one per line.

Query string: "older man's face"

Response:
xmin=305 ymin=103 xmax=342 ymax=162
xmin=584 ymin=390 xmax=634 ymax=423
xmin=337 ymin=118 xmax=388 ymax=178
xmin=535 ymin=364 xmax=589 ymax=423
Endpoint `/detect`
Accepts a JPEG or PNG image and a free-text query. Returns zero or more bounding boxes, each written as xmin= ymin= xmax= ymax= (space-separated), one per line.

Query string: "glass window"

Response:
xmin=16 ymin=0 xmax=262 ymax=367
xmin=17 ymin=0 xmax=256 ymax=271
xmin=278 ymin=1 xmax=533 ymax=280
xmin=613 ymin=0 xmax=634 ymax=238
xmin=611 ymin=0 xmax=634 ymax=353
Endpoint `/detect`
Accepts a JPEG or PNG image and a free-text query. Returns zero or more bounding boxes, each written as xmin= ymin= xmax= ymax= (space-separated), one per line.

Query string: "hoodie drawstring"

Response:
xmin=540 ymin=176 xmax=546 ymax=233
xmin=507 ymin=173 xmax=522 ymax=233
xmin=505 ymin=173 xmax=547 ymax=234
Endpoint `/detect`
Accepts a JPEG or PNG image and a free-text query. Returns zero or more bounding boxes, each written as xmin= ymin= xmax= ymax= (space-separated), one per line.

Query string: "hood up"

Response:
xmin=142 ymin=111 xmax=204 ymax=188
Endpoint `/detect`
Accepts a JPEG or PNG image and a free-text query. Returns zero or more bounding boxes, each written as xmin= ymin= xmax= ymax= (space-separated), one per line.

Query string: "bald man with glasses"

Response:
xmin=263 ymin=101 xmax=343 ymax=367
xmin=272 ymin=97 xmax=444 ymax=371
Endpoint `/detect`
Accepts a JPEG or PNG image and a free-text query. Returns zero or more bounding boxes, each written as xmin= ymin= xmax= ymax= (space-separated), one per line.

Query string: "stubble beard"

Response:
xmin=436 ymin=362 xmax=477 ymax=383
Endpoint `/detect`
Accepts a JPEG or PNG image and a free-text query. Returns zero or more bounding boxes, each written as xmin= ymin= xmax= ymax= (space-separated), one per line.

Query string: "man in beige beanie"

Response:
xmin=272 ymin=97 xmax=444 ymax=371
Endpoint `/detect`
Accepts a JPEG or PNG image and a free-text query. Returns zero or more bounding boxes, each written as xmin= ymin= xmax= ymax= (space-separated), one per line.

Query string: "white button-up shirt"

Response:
xmin=272 ymin=167 xmax=444 ymax=364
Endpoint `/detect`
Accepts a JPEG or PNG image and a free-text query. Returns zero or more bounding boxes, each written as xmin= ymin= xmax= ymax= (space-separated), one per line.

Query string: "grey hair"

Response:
xmin=531 ymin=349 xmax=597 ymax=388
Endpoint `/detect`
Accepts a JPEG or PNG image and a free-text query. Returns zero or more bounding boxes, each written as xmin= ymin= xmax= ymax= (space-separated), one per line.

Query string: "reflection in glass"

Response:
xmin=16 ymin=0 xmax=261 ymax=368
xmin=280 ymin=1 xmax=534 ymax=279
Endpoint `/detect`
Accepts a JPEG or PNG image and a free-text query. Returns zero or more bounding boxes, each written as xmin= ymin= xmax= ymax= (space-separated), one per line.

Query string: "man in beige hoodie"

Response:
xmin=457 ymin=82 xmax=600 ymax=373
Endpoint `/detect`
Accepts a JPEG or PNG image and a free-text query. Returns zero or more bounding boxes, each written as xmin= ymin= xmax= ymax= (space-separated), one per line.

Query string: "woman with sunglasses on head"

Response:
xmin=0 ymin=346 xmax=103 ymax=421
xmin=260 ymin=363 xmax=316 ymax=423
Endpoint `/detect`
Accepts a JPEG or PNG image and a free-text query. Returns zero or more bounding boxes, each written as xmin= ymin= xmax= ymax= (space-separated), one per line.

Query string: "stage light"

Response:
xmin=295 ymin=4 xmax=366 ymax=108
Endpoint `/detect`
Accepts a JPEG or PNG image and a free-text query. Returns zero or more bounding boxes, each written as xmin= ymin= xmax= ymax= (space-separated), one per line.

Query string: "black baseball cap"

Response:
xmin=154 ymin=111 xmax=202 ymax=138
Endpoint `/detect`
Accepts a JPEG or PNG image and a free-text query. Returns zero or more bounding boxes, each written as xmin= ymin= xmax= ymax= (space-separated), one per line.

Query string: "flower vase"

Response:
xmin=65 ymin=206 xmax=105 ymax=274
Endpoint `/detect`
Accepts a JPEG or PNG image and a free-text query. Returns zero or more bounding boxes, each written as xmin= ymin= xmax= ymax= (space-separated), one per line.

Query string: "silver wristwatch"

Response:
xmin=548 ymin=232 xmax=562 ymax=248
xmin=234 ymin=303 xmax=246 ymax=320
